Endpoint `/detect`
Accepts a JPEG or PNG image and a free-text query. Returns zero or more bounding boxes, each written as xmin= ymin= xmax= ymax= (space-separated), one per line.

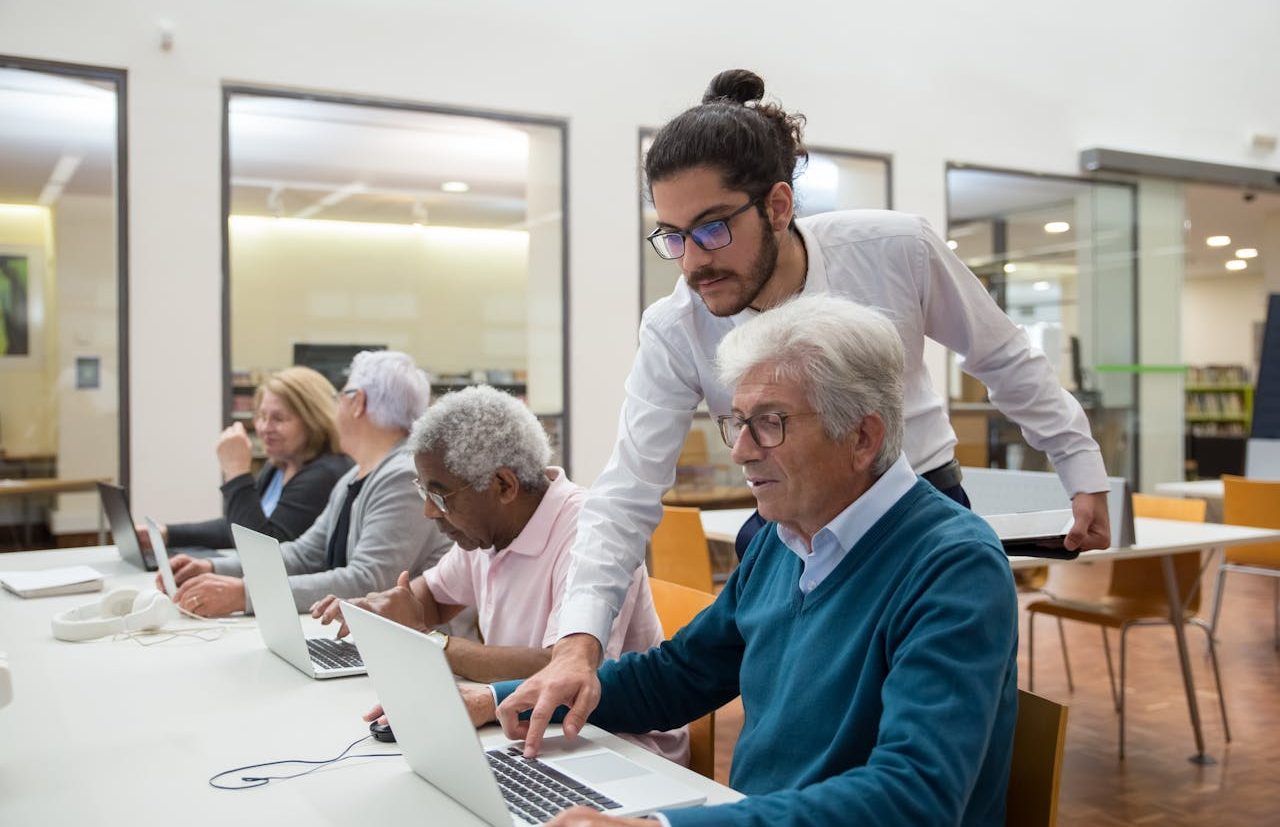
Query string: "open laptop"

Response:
xmin=97 ymin=482 xmax=221 ymax=572
xmin=231 ymin=523 xmax=364 ymax=679
xmin=341 ymin=601 xmax=705 ymax=826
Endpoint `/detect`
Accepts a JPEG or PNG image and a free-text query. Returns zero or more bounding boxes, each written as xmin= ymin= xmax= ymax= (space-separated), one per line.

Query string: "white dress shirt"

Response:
xmin=560 ymin=209 xmax=1107 ymax=646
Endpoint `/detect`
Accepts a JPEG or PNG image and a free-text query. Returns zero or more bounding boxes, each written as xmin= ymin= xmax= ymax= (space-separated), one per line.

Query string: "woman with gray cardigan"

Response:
xmin=163 ymin=351 xmax=453 ymax=617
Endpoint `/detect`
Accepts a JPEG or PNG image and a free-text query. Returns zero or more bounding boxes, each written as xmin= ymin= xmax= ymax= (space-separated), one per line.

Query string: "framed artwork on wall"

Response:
xmin=0 ymin=245 xmax=44 ymax=369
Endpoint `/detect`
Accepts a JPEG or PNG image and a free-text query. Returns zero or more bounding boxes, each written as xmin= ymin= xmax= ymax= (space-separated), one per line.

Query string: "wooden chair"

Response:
xmin=1025 ymin=493 xmax=1228 ymax=758
xmin=1006 ymin=689 xmax=1069 ymax=827
xmin=649 ymin=577 xmax=717 ymax=779
xmin=650 ymin=506 xmax=715 ymax=594
xmin=1212 ymin=476 xmax=1280 ymax=648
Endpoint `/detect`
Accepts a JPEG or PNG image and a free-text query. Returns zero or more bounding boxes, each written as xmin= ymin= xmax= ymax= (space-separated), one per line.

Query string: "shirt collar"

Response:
xmin=777 ymin=452 xmax=917 ymax=560
xmin=492 ymin=467 xmax=572 ymax=558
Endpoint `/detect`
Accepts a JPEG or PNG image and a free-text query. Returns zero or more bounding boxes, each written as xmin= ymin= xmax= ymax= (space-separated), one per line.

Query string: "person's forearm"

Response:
xmin=445 ymin=638 xmax=552 ymax=684
xmin=412 ymin=575 xmax=447 ymax=627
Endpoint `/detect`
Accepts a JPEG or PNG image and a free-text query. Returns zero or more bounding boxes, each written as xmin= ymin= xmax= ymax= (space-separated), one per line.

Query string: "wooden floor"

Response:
xmin=711 ymin=557 xmax=1280 ymax=824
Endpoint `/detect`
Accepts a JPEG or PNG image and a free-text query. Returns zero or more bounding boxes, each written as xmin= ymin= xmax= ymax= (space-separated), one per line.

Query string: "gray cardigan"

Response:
xmin=214 ymin=441 xmax=452 ymax=612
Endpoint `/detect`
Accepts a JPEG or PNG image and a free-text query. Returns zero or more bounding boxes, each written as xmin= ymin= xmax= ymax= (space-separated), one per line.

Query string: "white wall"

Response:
xmin=229 ymin=217 xmax=531 ymax=377
xmin=1182 ymin=274 xmax=1268 ymax=374
xmin=3 ymin=0 xmax=1278 ymax=520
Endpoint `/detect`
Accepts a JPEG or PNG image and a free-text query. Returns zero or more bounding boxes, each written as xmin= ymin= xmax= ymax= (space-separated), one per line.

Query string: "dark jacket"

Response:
xmin=166 ymin=452 xmax=353 ymax=549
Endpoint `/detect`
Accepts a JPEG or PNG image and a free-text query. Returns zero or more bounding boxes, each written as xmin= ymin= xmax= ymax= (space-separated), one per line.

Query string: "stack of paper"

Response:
xmin=0 ymin=566 xmax=105 ymax=598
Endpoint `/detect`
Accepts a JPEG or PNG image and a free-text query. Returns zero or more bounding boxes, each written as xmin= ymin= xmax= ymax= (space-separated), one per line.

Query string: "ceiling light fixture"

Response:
xmin=441 ymin=181 xmax=470 ymax=193
xmin=1225 ymin=259 xmax=1247 ymax=271
xmin=1206 ymin=235 xmax=1231 ymax=247
xmin=1043 ymin=221 xmax=1070 ymax=234
xmin=1033 ymin=281 xmax=1051 ymax=291
xmin=946 ymin=239 xmax=958 ymax=250
xmin=1003 ymin=263 xmax=1017 ymax=274
xmin=1235 ymin=248 xmax=1258 ymax=259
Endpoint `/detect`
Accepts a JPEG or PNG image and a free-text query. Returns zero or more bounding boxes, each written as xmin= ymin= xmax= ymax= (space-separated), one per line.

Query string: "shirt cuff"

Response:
xmin=554 ymin=594 xmax=617 ymax=650
xmin=647 ymin=814 xmax=673 ymax=826
xmin=1053 ymin=449 xmax=1110 ymax=496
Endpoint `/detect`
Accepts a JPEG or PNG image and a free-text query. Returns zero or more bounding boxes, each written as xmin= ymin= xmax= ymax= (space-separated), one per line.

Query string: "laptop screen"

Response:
xmin=96 ymin=482 xmax=155 ymax=571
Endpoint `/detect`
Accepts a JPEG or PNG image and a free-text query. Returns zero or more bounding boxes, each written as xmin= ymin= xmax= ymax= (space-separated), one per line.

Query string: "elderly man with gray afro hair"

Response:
xmin=409 ymin=386 xmax=552 ymax=494
xmin=314 ymin=384 xmax=689 ymax=766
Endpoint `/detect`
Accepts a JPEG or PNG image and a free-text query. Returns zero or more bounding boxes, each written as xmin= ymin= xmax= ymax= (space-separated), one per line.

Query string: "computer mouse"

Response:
xmin=370 ymin=721 xmax=396 ymax=743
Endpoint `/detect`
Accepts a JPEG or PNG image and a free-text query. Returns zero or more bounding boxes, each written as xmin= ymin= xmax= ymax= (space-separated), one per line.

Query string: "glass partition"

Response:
xmin=946 ymin=165 xmax=1138 ymax=483
xmin=224 ymin=90 xmax=567 ymax=466
xmin=0 ymin=59 xmax=126 ymax=547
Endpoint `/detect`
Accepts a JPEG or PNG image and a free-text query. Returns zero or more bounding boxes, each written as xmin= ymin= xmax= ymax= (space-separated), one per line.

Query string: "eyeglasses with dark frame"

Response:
xmin=412 ymin=477 xmax=462 ymax=514
xmin=716 ymin=411 xmax=819 ymax=449
xmin=645 ymin=196 xmax=763 ymax=261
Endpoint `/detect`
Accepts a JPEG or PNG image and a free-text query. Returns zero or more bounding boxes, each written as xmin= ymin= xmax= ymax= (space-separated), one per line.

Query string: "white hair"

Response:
xmin=345 ymin=350 xmax=431 ymax=432
xmin=715 ymin=295 xmax=905 ymax=475
xmin=409 ymin=385 xmax=551 ymax=492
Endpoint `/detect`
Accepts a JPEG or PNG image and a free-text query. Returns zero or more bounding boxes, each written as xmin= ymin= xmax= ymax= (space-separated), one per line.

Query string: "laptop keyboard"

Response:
xmin=487 ymin=746 xmax=621 ymax=824
xmin=306 ymin=637 xmax=363 ymax=670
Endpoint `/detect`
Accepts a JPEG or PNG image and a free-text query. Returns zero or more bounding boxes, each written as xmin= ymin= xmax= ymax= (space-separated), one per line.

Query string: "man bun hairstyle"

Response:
xmin=646 ymin=69 xmax=808 ymax=203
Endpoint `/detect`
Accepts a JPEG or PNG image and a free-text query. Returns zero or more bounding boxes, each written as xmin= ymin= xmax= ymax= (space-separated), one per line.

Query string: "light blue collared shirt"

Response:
xmin=775 ymin=453 xmax=918 ymax=594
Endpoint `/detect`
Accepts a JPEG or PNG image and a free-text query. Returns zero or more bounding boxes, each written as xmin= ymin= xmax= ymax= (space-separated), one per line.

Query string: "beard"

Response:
xmin=687 ymin=222 xmax=779 ymax=317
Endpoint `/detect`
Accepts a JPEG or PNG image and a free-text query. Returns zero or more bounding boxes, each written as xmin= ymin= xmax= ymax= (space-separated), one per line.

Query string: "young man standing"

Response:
xmin=507 ymin=69 xmax=1109 ymax=754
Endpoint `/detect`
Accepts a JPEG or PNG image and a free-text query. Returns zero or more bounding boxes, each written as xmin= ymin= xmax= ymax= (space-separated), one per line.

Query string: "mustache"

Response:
xmin=688 ymin=267 xmax=735 ymax=287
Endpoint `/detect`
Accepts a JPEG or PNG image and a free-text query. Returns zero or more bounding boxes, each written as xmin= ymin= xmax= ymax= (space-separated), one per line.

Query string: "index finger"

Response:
xmin=521 ymin=694 xmax=559 ymax=758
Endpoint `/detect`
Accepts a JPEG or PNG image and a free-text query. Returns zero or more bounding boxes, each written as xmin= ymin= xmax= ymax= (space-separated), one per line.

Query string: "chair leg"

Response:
xmin=1057 ymin=618 xmax=1074 ymax=693
xmin=1101 ymin=627 xmax=1119 ymax=711
xmin=1273 ymin=579 xmax=1279 ymax=651
xmin=1027 ymin=612 xmax=1035 ymax=692
xmin=1193 ymin=619 xmax=1231 ymax=744
xmin=1119 ymin=624 xmax=1129 ymax=760
xmin=1209 ymin=561 xmax=1228 ymax=637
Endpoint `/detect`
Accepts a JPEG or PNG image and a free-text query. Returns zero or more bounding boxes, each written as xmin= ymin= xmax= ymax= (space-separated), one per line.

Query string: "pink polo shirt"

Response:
xmin=423 ymin=468 xmax=688 ymax=765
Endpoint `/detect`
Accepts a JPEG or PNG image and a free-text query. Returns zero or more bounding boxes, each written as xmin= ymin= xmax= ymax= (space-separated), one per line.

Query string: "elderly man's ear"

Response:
xmin=493 ymin=467 xmax=524 ymax=504
xmin=848 ymin=414 xmax=887 ymax=474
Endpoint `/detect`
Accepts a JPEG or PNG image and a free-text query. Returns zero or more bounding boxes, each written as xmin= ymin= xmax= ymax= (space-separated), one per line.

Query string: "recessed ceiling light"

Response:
xmin=1033 ymin=281 xmax=1051 ymax=291
xmin=1043 ymin=221 xmax=1070 ymax=234
xmin=441 ymin=181 xmax=470 ymax=193
xmin=1225 ymin=259 xmax=1247 ymax=271
xmin=1003 ymin=263 xmax=1017 ymax=274
xmin=1206 ymin=235 xmax=1231 ymax=247
xmin=1235 ymin=248 xmax=1258 ymax=259
xmin=946 ymin=239 xmax=958 ymax=250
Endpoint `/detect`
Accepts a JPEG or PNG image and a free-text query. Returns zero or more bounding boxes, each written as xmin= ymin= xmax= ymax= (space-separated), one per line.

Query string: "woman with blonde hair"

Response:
xmin=145 ymin=366 xmax=353 ymax=549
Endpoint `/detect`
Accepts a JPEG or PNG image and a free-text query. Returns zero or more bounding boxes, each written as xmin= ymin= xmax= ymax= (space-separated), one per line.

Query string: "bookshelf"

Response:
xmin=1185 ymin=365 xmax=1253 ymax=478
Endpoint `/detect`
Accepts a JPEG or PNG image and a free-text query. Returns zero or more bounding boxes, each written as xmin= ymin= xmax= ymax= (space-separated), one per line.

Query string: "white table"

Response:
xmin=0 ymin=546 xmax=740 ymax=826
xmin=1154 ymin=479 xmax=1224 ymax=501
xmin=700 ymin=509 xmax=1280 ymax=764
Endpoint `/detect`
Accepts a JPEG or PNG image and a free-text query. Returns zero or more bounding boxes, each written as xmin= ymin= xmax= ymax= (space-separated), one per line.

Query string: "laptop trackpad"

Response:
xmin=551 ymin=752 xmax=648 ymax=785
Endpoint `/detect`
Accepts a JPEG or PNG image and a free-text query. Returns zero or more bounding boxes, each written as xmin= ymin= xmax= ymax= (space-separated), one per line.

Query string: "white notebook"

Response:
xmin=0 ymin=566 xmax=105 ymax=598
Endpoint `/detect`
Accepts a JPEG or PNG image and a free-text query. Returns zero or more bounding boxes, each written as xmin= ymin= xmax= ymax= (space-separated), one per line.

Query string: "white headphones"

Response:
xmin=51 ymin=587 xmax=177 ymax=642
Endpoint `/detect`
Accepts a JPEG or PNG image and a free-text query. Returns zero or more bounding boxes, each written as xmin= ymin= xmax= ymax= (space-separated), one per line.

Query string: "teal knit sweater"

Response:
xmin=498 ymin=480 xmax=1019 ymax=826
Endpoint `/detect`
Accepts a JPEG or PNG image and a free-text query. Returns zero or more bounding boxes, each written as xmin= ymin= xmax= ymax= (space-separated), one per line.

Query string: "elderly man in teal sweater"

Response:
xmin=475 ymin=295 xmax=1019 ymax=826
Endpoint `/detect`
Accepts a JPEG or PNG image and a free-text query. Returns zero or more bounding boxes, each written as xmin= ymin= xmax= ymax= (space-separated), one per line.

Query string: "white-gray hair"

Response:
xmin=409 ymin=385 xmax=551 ymax=492
xmin=715 ymin=295 xmax=905 ymax=475
xmin=345 ymin=350 xmax=431 ymax=432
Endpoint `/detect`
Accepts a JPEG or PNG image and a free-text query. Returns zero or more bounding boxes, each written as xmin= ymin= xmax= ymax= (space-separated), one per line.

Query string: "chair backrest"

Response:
xmin=1007 ymin=689 xmax=1069 ymax=827
xmin=1110 ymin=494 xmax=1207 ymax=611
xmin=677 ymin=428 xmax=710 ymax=467
xmin=649 ymin=578 xmax=718 ymax=779
xmin=1222 ymin=475 xmax=1280 ymax=568
xmin=650 ymin=506 xmax=715 ymax=593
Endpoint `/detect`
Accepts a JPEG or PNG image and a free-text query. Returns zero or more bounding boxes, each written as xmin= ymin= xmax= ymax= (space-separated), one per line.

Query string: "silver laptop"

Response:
xmin=97 ymin=482 xmax=221 ymax=571
xmin=341 ymin=602 xmax=705 ymax=826
xmin=232 ymin=524 xmax=365 ymax=679
xmin=144 ymin=517 xmax=178 ymax=597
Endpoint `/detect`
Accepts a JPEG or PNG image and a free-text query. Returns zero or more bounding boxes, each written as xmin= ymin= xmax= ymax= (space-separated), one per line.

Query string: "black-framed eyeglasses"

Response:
xmin=645 ymin=197 xmax=762 ymax=261
xmin=413 ymin=478 xmax=462 ymax=514
xmin=716 ymin=411 xmax=819 ymax=449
